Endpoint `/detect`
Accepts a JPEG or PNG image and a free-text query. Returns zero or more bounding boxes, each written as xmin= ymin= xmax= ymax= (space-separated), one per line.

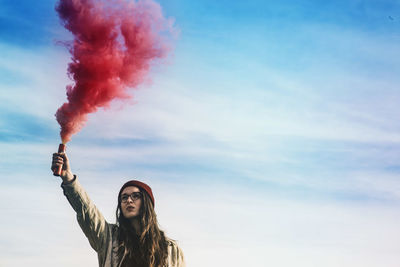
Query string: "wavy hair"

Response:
xmin=116 ymin=187 xmax=168 ymax=267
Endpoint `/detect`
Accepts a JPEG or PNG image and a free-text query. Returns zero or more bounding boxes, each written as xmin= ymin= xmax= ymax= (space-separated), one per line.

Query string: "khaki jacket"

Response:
xmin=62 ymin=177 xmax=185 ymax=267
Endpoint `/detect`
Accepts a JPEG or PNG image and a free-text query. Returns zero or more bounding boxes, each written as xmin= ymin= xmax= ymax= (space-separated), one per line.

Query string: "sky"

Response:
xmin=1 ymin=0 xmax=400 ymax=266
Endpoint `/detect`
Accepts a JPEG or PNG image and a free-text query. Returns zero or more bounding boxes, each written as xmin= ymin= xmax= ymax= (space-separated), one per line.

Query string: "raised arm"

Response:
xmin=51 ymin=152 xmax=109 ymax=252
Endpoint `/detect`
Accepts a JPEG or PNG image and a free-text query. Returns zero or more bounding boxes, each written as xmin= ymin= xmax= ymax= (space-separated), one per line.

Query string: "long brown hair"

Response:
xmin=116 ymin=187 xmax=168 ymax=267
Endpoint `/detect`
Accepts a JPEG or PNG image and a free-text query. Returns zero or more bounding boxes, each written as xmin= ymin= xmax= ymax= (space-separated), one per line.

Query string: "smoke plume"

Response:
xmin=55 ymin=0 xmax=174 ymax=143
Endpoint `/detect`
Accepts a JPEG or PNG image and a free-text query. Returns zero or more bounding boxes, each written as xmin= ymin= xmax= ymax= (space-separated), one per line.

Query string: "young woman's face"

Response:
xmin=120 ymin=186 xmax=142 ymax=219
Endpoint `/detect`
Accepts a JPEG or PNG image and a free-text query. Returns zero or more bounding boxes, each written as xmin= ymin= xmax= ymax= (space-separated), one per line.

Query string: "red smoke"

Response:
xmin=55 ymin=0 xmax=174 ymax=143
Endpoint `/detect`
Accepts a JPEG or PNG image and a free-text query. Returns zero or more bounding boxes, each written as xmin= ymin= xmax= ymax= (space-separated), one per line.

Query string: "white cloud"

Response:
xmin=2 ymin=176 xmax=400 ymax=267
xmin=0 ymin=42 xmax=70 ymax=120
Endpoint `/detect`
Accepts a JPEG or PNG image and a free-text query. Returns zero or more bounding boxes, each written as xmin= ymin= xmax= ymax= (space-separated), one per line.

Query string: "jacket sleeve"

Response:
xmin=61 ymin=176 xmax=109 ymax=253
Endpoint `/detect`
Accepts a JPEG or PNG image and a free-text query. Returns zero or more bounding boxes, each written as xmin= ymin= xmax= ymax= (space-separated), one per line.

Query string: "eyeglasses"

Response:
xmin=120 ymin=192 xmax=142 ymax=203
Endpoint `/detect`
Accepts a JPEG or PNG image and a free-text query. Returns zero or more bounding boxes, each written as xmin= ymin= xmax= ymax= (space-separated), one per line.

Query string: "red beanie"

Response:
xmin=119 ymin=180 xmax=155 ymax=206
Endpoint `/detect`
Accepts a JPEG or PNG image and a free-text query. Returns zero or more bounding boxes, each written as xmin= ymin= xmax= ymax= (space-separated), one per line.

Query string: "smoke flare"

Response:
xmin=55 ymin=0 xmax=174 ymax=143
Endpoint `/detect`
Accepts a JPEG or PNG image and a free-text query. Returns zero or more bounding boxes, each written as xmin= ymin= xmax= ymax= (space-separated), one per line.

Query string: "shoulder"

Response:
xmin=166 ymin=238 xmax=181 ymax=251
xmin=166 ymin=238 xmax=185 ymax=267
xmin=167 ymin=238 xmax=178 ymax=247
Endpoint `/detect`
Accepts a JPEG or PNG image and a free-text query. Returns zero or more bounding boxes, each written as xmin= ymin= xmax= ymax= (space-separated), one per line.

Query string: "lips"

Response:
xmin=127 ymin=206 xmax=135 ymax=211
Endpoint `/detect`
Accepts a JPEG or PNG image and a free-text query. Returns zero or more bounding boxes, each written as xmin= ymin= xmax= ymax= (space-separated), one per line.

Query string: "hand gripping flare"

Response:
xmin=53 ymin=143 xmax=66 ymax=176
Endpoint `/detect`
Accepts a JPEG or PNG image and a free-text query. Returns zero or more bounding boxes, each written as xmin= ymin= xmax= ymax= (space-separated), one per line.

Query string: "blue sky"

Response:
xmin=1 ymin=0 xmax=400 ymax=266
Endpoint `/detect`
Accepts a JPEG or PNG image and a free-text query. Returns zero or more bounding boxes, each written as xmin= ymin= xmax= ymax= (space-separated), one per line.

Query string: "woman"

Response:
xmin=52 ymin=151 xmax=185 ymax=267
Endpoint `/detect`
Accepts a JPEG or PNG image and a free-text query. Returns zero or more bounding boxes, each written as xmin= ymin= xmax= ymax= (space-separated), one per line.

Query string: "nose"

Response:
xmin=126 ymin=196 xmax=134 ymax=203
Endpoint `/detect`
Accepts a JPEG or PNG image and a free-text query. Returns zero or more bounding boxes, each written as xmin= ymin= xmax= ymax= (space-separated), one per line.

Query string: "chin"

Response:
xmin=124 ymin=212 xmax=139 ymax=219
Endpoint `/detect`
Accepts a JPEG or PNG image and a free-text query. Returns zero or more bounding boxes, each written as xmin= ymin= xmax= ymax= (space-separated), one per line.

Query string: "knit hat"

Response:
xmin=119 ymin=180 xmax=155 ymax=207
